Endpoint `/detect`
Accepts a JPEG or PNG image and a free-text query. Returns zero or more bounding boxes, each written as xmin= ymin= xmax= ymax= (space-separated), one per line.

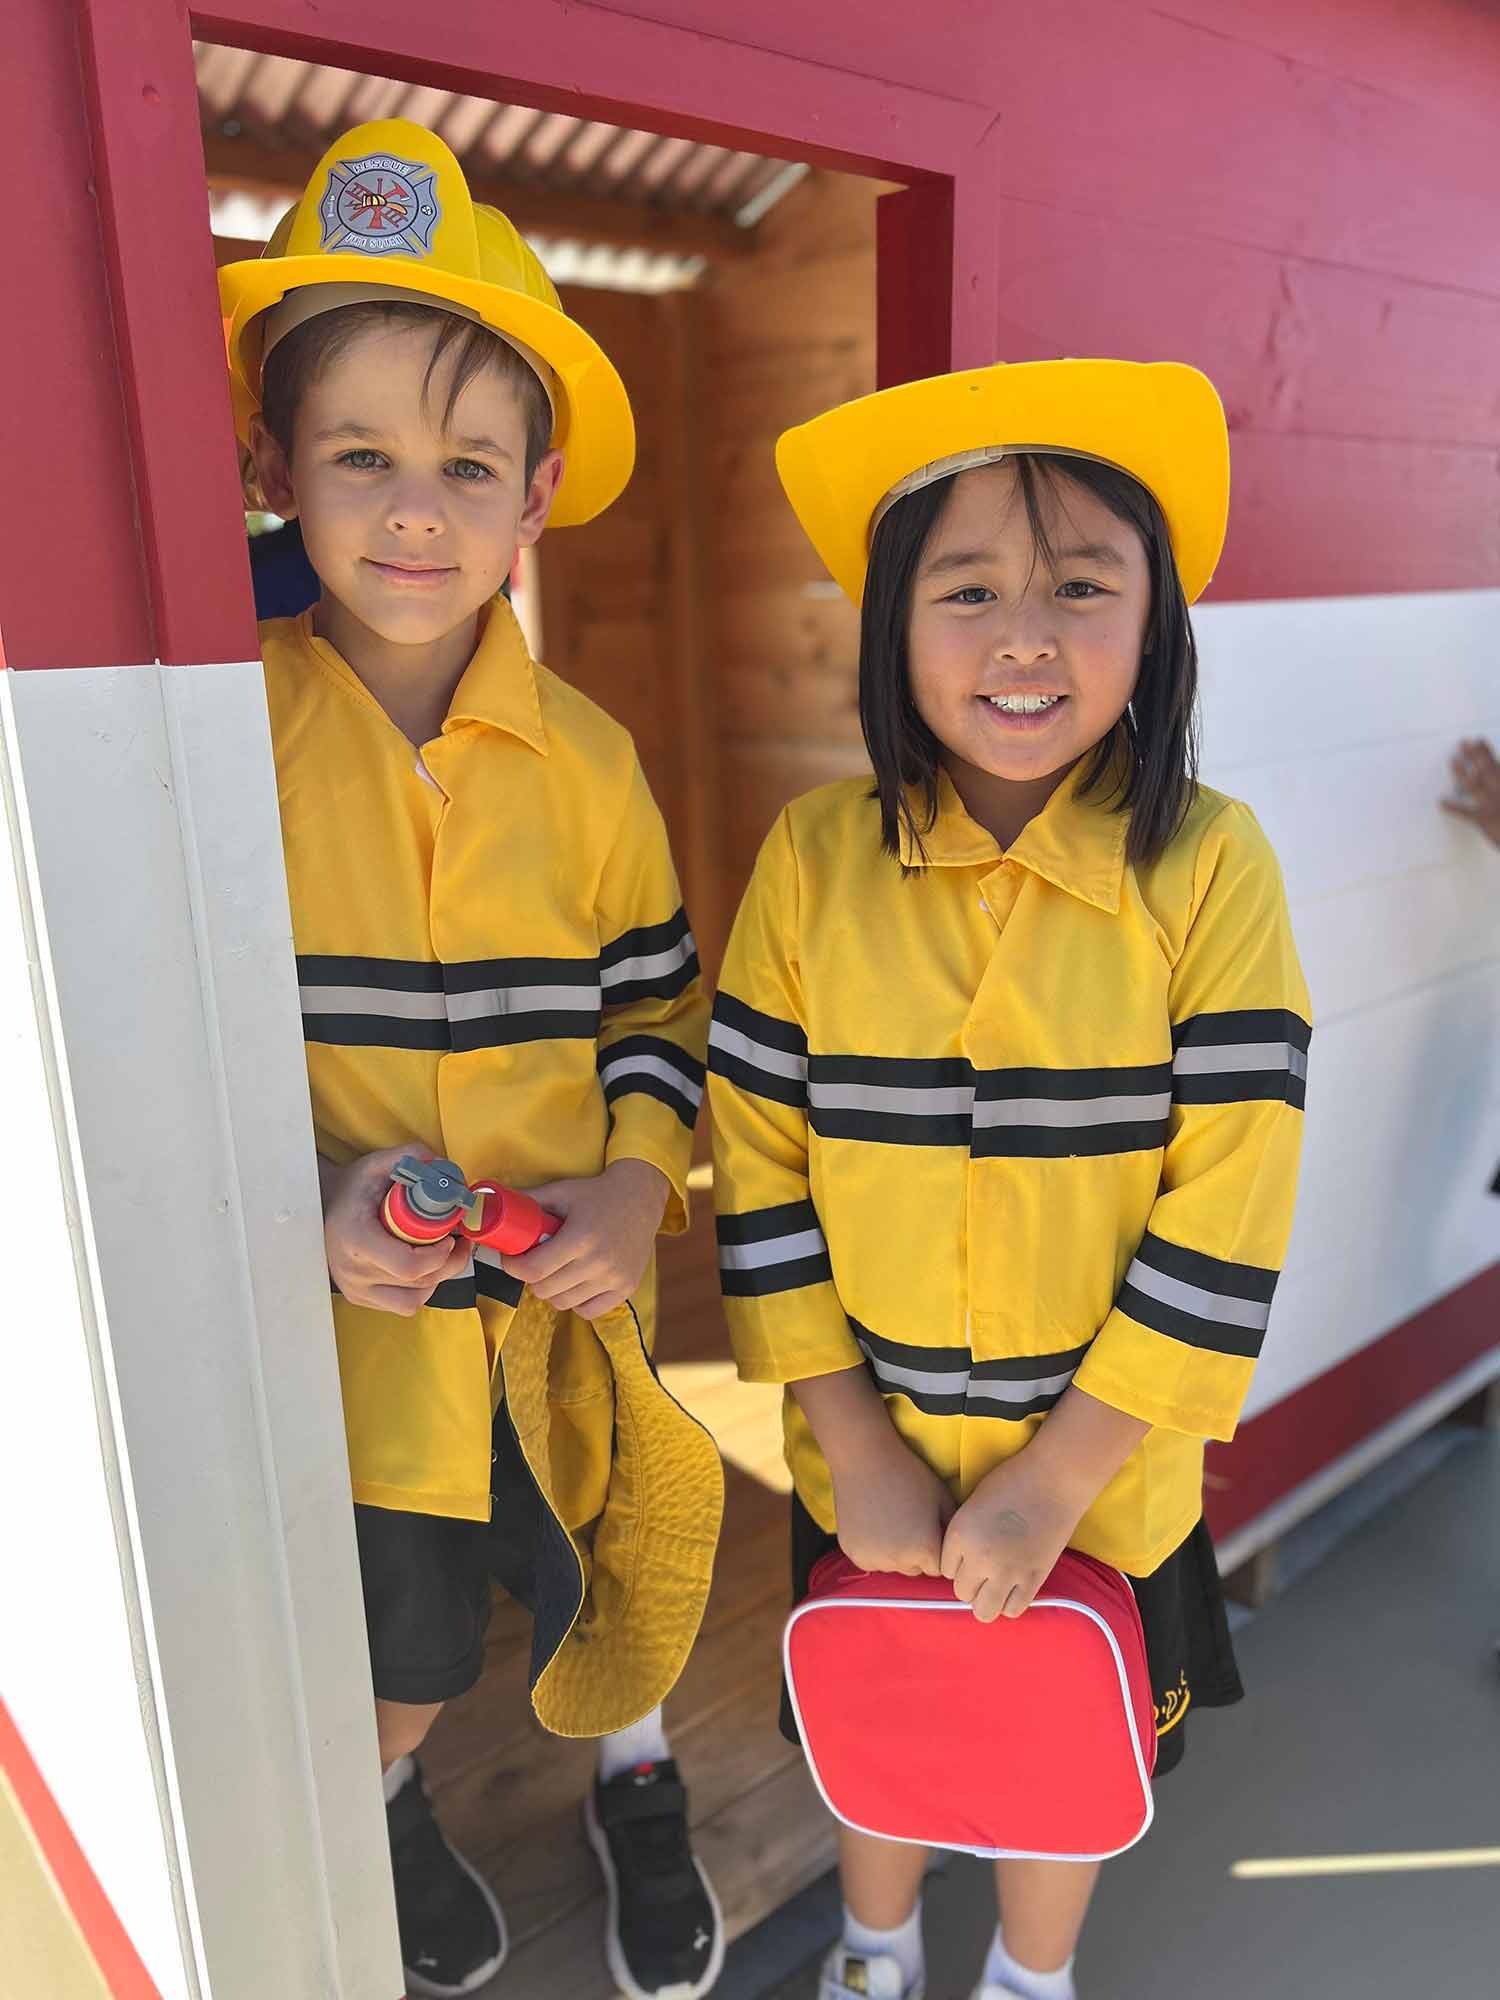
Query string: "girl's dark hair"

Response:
xmin=259 ymin=300 xmax=554 ymax=478
xmin=859 ymin=452 xmax=1199 ymax=869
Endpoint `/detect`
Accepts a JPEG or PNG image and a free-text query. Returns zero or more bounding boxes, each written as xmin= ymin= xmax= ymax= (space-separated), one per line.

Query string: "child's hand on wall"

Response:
xmin=320 ymin=1145 xmax=471 ymax=1315
xmin=501 ymin=1157 xmax=670 ymax=1320
xmin=939 ymin=1458 xmax=1080 ymax=1623
xmin=1443 ymin=737 xmax=1500 ymax=849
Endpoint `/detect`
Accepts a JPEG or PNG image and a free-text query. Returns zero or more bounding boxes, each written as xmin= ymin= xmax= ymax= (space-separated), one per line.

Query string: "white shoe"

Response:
xmin=819 ymin=1942 xmax=925 ymax=2000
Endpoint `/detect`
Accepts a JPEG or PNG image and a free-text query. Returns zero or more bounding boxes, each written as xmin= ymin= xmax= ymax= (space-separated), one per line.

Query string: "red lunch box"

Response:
xmin=783 ymin=1548 xmax=1157 ymax=1860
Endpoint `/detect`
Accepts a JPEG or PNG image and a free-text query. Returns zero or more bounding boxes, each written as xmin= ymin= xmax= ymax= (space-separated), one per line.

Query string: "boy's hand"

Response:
xmin=501 ymin=1157 xmax=670 ymax=1320
xmin=940 ymin=1454 xmax=1081 ymax=1623
xmin=829 ymin=1427 xmax=956 ymax=1578
xmin=320 ymin=1144 xmax=470 ymax=1316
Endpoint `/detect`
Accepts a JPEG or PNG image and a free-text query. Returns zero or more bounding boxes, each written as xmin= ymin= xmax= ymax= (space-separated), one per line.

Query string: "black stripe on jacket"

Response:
xmin=1114 ymin=1229 xmax=1278 ymax=1358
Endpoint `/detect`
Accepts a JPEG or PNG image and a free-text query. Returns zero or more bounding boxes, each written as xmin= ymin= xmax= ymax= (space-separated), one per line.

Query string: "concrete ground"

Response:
xmin=717 ymin=1425 xmax=1500 ymax=2000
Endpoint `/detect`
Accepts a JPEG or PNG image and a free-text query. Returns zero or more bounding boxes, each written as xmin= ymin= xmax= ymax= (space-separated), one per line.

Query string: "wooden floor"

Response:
xmin=421 ymin=1207 xmax=835 ymax=1997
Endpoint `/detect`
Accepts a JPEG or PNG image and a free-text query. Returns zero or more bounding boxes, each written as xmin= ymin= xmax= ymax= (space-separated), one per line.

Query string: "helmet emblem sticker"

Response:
xmin=319 ymin=152 xmax=441 ymax=256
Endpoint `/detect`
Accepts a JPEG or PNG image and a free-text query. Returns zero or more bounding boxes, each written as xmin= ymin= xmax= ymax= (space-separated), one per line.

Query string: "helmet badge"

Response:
xmin=319 ymin=151 xmax=441 ymax=256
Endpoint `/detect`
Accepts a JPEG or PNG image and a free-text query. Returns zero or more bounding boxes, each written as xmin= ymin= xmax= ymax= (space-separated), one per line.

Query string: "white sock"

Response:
xmin=843 ymin=1901 xmax=924 ymax=1993
xmin=597 ymin=1704 xmax=670 ymax=1783
xmin=382 ymin=1753 xmax=414 ymax=1804
xmin=982 ymin=1925 xmax=1075 ymax=2000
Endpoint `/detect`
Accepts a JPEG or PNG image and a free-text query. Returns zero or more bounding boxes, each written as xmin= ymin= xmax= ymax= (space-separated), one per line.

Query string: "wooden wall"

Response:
xmin=545 ymin=168 xmax=880 ymax=971
xmin=540 ymin=282 xmax=720 ymax=960
xmin=701 ymin=170 xmax=879 ymax=898
xmin=541 ymin=171 xmax=880 ymax=1363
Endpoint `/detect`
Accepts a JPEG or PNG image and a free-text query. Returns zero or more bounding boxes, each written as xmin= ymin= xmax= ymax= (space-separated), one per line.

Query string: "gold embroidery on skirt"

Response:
xmin=1156 ymin=1668 xmax=1192 ymax=1734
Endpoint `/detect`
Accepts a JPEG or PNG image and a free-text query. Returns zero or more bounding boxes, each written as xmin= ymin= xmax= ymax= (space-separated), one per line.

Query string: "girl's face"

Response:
xmin=907 ymin=460 xmax=1152 ymax=798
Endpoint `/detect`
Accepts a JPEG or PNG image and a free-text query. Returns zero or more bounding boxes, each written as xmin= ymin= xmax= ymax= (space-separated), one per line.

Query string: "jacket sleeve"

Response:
xmin=708 ymin=811 xmax=864 ymax=1384
xmin=594 ymin=754 xmax=709 ymax=1236
xmin=1072 ymin=801 xmax=1311 ymax=1441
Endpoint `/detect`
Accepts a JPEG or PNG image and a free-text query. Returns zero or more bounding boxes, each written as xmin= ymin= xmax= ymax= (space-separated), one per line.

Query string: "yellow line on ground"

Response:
xmin=1232 ymin=1849 xmax=1500 ymax=1880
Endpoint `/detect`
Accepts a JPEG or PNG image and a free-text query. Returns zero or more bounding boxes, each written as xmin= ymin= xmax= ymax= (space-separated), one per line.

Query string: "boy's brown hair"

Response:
xmin=260 ymin=299 xmax=554 ymax=479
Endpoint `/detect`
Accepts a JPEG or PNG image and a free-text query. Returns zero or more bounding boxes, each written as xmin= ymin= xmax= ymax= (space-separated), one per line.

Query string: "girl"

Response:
xmin=707 ymin=360 xmax=1309 ymax=2000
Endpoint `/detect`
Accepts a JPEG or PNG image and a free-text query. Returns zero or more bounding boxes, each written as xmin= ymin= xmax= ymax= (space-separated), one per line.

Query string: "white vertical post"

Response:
xmin=0 ymin=662 xmax=400 ymax=2000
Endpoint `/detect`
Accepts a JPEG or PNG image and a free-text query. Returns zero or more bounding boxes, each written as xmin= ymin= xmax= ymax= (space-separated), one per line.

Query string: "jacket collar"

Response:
xmin=298 ymin=593 xmax=549 ymax=754
xmin=899 ymin=759 xmax=1128 ymax=913
xmin=445 ymin=595 xmax=548 ymax=753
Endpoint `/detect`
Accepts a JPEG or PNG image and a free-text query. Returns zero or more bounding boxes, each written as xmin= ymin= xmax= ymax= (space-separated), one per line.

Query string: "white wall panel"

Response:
xmin=1196 ymin=592 xmax=1500 ymax=770
xmin=1193 ymin=591 xmax=1500 ymax=1416
xmin=1 ymin=663 xmax=401 ymax=2000
xmin=0 ymin=679 xmax=192 ymax=2000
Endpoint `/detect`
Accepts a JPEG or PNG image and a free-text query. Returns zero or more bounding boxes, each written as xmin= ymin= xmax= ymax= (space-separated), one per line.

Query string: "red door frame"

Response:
xmin=5 ymin=0 xmax=1001 ymax=673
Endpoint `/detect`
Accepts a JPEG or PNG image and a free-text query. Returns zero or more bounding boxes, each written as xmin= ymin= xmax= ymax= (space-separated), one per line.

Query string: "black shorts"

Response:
xmin=354 ymin=1402 xmax=574 ymax=1707
xmin=780 ymin=1497 xmax=1242 ymax=1778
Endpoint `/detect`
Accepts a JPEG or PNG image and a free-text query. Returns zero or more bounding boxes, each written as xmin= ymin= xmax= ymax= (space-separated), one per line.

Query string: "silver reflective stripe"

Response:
xmin=973 ymin=1091 xmax=1171 ymax=1128
xmin=600 ymin=1051 xmax=704 ymax=1105
xmin=864 ymin=1354 xmax=967 ymax=1397
xmin=861 ymin=1345 xmax=1076 ymax=1407
xmin=708 ymin=1021 xmax=808 ymax=1081
xmin=1125 ymin=1257 xmax=1271 ymax=1330
xmin=1174 ymin=1041 xmax=1307 ymax=1079
xmin=967 ymin=1367 xmax=1078 ymax=1406
xmin=446 ymin=984 xmax=601 ymax=1020
xmin=808 ymin=1081 xmax=975 ymax=1115
xmin=601 ymin=933 xmax=697 ymax=990
xmin=298 ymin=984 xmax=446 ymax=1019
xmin=718 ymin=1227 xmax=826 ymax=1271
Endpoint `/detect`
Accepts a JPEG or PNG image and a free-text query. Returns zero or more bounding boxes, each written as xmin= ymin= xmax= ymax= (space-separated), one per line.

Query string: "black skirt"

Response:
xmin=781 ymin=1497 xmax=1243 ymax=1778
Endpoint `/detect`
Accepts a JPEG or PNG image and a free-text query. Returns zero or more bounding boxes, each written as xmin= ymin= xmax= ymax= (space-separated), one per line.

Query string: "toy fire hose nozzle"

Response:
xmin=381 ymin=1157 xmax=472 ymax=1243
xmin=382 ymin=1155 xmax=560 ymax=1256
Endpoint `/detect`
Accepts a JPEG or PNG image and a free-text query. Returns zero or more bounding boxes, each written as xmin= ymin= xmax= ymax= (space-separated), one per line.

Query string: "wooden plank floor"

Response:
xmin=421 ymin=1216 xmax=835 ymax=1997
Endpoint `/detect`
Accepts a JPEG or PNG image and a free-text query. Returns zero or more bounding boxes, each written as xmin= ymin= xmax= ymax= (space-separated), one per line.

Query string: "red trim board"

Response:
xmin=1204 ymin=1261 xmax=1500 ymax=1541
xmin=0 ymin=1698 xmax=164 ymax=2000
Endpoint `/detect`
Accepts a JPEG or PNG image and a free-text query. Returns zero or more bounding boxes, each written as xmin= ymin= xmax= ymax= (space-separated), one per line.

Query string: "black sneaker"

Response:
xmin=386 ymin=1759 xmax=508 ymax=1998
xmin=584 ymin=1758 xmax=725 ymax=1999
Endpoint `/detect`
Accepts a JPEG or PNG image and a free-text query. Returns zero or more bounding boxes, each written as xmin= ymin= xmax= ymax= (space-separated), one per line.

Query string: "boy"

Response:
xmin=219 ymin=120 xmax=725 ymax=2000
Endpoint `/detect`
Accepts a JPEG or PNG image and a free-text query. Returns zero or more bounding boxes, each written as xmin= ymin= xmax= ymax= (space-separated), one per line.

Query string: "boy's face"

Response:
xmin=251 ymin=319 xmax=562 ymax=650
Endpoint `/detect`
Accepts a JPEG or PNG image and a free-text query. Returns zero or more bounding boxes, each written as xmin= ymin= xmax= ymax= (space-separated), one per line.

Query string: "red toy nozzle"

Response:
xmin=380 ymin=1157 xmax=560 ymax=1258
xmin=462 ymin=1183 xmax=559 ymax=1257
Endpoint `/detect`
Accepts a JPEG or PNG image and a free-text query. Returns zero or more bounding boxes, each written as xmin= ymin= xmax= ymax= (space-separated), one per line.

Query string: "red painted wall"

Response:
xmin=633 ymin=0 xmax=1500 ymax=601
xmin=0 ymin=0 xmax=154 ymax=669
xmin=3 ymin=0 xmax=1498 ymax=665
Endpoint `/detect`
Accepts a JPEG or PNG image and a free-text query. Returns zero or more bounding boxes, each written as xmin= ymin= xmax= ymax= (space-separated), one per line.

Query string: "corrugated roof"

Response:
xmin=195 ymin=44 xmax=806 ymax=235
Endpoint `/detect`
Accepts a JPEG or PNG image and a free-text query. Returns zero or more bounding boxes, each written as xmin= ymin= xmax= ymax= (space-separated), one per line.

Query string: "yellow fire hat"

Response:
xmin=218 ymin=118 xmax=634 ymax=526
xmin=775 ymin=359 xmax=1229 ymax=605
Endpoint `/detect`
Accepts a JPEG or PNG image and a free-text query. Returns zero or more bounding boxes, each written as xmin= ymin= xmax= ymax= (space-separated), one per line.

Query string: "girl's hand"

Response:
xmin=321 ymin=1144 xmax=471 ymax=1316
xmin=830 ymin=1427 xmax=956 ymax=1578
xmin=941 ymin=1385 xmax=1150 ymax=1620
xmin=940 ymin=1455 xmax=1080 ymax=1622
xmin=501 ymin=1157 xmax=670 ymax=1319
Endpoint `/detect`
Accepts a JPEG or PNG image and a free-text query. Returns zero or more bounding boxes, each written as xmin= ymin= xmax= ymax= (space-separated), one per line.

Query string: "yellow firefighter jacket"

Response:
xmin=263 ymin=596 xmax=721 ymax=1732
xmin=709 ymin=765 xmax=1309 ymax=1576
